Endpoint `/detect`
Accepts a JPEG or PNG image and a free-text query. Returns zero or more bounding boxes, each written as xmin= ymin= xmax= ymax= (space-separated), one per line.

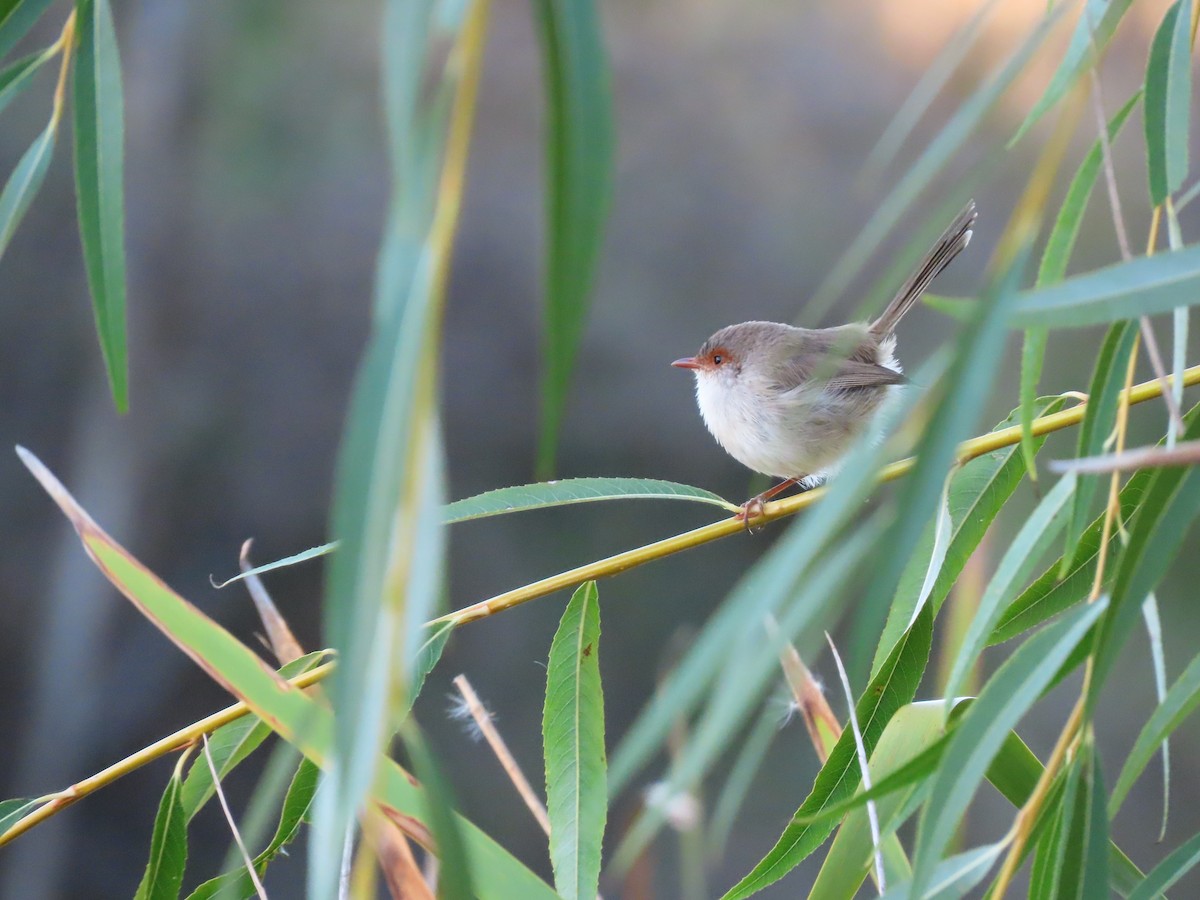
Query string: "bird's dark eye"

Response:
xmin=712 ymin=354 xmax=723 ymax=365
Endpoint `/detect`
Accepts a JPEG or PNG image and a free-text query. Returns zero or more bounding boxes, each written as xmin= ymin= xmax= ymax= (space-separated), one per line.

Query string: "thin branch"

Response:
xmin=451 ymin=675 xmax=551 ymax=835
xmin=1049 ymin=440 xmax=1200 ymax=474
xmin=203 ymin=734 xmax=269 ymax=900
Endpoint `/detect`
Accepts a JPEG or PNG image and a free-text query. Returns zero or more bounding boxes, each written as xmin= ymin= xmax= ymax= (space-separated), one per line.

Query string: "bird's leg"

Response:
xmin=737 ymin=477 xmax=804 ymax=527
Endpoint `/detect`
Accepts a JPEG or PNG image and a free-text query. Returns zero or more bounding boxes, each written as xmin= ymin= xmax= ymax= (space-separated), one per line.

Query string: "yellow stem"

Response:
xmin=0 ymin=661 xmax=333 ymax=849
xmin=49 ymin=10 xmax=77 ymax=126
xmin=436 ymin=364 xmax=1200 ymax=626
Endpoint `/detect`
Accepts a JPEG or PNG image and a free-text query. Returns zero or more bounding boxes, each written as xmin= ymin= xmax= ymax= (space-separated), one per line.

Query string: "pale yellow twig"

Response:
xmin=451 ymin=675 xmax=550 ymax=835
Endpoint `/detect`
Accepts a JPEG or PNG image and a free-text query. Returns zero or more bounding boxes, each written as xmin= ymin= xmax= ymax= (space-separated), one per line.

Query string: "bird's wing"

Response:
xmin=824 ymin=359 xmax=907 ymax=391
xmin=772 ymin=333 xmax=905 ymax=394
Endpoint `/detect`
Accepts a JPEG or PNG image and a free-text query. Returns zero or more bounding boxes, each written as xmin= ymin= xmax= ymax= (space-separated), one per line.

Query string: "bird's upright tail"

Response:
xmin=870 ymin=200 xmax=977 ymax=338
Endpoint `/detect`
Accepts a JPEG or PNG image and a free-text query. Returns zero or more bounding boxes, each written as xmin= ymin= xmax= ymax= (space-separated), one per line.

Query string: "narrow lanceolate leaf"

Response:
xmin=211 ymin=542 xmax=337 ymax=589
xmin=1011 ymin=0 xmax=1135 ymax=144
xmin=720 ymin=604 xmax=933 ymax=900
xmin=543 ymin=582 xmax=606 ymax=900
xmin=184 ymin=757 xmax=319 ymax=900
xmin=1011 ymin=244 xmax=1200 ymax=328
xmin=1128 ymin=828 xmax=1200 ymax=900
xmin=446 ymin=477 xmax=737 ymax=523
xmin=1110 ymin=648 xmax=1200 ymax=817
xmin=942 ymin=472 xmax=1076 ymax=710
xmin=1030 ymin=755 xmax=1082 ymax=900
xmin=1061 ymin=320 xmax=1138 ymax=575
xmin=0 ymin=118 xmax=55 ymax=263
xmin=1021 ymin=90 xmax=1141 ymax=475
xmin=532 ymin=0 xmax=614 ymax=477
xmin=1053 ymin=743 xmax=1109 ymax=900
xmin=317 ymin=0 xmax=485 ymax=887
xmin=910 ymin=600 xmax=1107 ymax=897
xmin=0 ymin=45 xmax=57 ymax=118
xmin=73 ymin=0 xmax=129 ymax=411
xmin=17 ymin=446 xmax=560 ymax=899
xmin=0 ymin=0 xmax=54 ymax=60
xmin=1145 ymin=0 xmax=1192 ymax=206
xmin=133 ymin=751 xmax=190 ymax=900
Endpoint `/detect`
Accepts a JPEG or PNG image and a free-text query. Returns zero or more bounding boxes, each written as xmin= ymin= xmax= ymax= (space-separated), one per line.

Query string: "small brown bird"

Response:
xmin=673 ymin=201 xmax=976 ymax=521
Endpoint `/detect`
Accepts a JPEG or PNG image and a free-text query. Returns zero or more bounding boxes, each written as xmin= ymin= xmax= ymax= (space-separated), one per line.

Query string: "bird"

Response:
xmin=672 ymin=201 xmax=976 ymax=522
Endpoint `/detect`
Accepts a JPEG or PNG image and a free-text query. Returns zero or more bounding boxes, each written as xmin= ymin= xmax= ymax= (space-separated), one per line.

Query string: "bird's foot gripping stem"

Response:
xmin=735 ymin=476 xmax=805 ymax=530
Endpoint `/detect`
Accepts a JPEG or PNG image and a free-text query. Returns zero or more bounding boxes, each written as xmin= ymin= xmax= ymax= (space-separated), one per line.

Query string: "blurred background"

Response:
xmin=2 ymin=0 xmax=1199 ymax=896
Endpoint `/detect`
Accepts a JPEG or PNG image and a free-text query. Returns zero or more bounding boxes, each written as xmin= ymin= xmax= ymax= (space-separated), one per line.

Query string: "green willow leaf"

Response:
xmin=133 ymin=753 xmax=189 ymax=900
xmin=1030 ymin=756 xmax=1082 ymax=900
xmin=0 ymin=0 xmax=54 ymax=61
xmin=73 ymin=0 xmax=129 ymax=411
xmin=1052 ymin=744 xmax=1109 ymax=900
xmin=1011 ymin=0 xmax=1134 ymax=144
xmin=1021 ymin=89 xmax=1140 ymax=475
xmin=943 ymin=472 xmax=1076 ymax=710
xmin=0 ymin=118 xmax=55 ymax=262
xmin=720 ymin=604 xmax=933 ymax=900
xmin=1110 ymin=648 xmax=1200 ymax=817
xmin=1128 ymin=828 xmax=1200 ymax=900
xmin=0 ymin=45 xmax=56 ymax=118
xmin=316 ymin=0 xmax=475 ymax=885
xmin=910 ymin=599 xmax=1107 ymax=897
xmin=532 ymin=0 xmax=614 ymax=477
xmin=1145 ymin=0 xmax=1192 ymax=206
xmin=1010 ymin=243 xmax=1200 ymax=328
xmin=1061 ymin=320 xmax=1138 ymax=575
xmin=446 ymin=477 xmax=738 ymax=522
xmin=210 ymin=542 xmax=338 ymax=589
xmin=543 ymin=582 xmax=606 ymax=900
xmin=184 ymin=758 xmax=319 ymax=900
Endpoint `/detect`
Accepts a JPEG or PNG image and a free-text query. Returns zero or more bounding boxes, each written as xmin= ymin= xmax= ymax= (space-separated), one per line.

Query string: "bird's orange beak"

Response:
xmin=671 ymin=357 xmax=701 ymax=370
